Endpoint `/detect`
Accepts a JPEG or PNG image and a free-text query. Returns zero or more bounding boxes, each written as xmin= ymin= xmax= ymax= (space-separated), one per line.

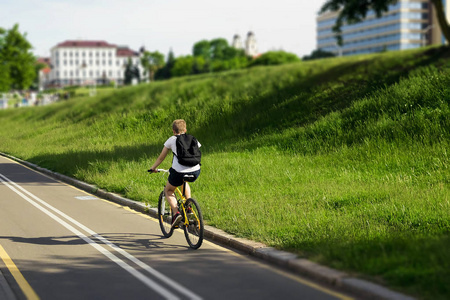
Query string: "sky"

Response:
xmin=1 ymin=0 xmax=325 ymax=59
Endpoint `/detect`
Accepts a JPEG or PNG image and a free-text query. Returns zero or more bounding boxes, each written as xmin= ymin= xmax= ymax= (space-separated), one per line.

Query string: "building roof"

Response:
xmin=36 ymin=57 xmax=51 ymax=74
xmin=37 ymin=57 xmax=51 ymax=64
xmin=37 ymin=57 xmax=51 ymax=74
xmin=53 ymin=40 xmax=139 ymax=57
xmin=116 ymin=47 xmax=139 ymax=57
xmin=55 ymin=40 xmax=117 ymax=48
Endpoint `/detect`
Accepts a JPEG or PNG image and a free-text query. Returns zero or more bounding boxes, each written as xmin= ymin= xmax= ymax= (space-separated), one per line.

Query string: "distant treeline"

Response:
xmin=137 ymin=38 xmax=334 ymax=82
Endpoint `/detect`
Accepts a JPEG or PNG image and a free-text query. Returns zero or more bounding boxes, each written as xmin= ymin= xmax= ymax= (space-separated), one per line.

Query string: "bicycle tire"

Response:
xmin=158 ymin=191 xmax=174 ymax=237
xmin=183 ymin=198 xmax=204 ymax=249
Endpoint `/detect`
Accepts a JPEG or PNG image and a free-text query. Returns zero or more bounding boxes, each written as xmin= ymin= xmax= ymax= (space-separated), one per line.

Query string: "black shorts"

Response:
xmin=168 ymin=168 xmax=201 ymax=187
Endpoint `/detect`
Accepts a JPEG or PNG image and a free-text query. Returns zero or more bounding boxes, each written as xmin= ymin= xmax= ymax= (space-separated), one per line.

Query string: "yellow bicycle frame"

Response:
xmin=174 ymin=187 xmax=201 ymax=228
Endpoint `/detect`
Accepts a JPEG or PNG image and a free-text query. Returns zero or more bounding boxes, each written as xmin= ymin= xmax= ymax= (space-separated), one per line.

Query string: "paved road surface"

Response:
xmin=0 ymin=156 xmax=353 ymax=300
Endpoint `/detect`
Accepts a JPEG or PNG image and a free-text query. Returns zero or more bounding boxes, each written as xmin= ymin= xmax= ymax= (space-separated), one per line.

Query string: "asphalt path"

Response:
xmin=0 ymin=156 xmax=354 ymax=300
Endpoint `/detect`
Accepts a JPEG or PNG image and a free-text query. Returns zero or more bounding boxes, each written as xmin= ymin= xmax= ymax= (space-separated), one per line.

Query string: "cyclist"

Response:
xmin=149 ymin=119 xmax=201 ymax=228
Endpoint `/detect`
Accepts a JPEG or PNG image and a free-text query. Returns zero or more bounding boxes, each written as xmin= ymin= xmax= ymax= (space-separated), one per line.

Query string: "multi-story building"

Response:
xmin=317 ymin=0 xmax=449 ymax=56
xmin=48 ymin=40 xmax=144 ymax=87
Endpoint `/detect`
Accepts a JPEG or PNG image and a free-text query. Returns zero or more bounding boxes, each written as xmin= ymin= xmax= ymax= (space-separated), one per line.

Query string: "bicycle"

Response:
xmin=149 ymin=169 xmax=204 ymax=249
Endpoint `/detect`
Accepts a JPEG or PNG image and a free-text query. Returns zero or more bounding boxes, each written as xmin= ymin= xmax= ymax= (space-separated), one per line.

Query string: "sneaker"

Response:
xmin=171 ymin=212 xmax=182 ymax=228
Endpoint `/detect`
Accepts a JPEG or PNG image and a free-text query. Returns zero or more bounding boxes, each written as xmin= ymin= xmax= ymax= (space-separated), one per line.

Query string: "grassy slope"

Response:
xmin=1 ymin=46 xmax=449 ymax=299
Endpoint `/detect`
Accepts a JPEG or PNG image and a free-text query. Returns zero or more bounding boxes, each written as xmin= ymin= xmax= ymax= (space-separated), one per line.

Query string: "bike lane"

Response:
xmin=0 ymin=155 xmax=353 ymax=300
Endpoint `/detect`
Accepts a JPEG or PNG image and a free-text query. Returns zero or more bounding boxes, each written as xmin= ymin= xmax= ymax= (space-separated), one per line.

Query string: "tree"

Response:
xmin=193 ymin=40 xmax=210 ymax=58
xmin=0 ymin=28 xmax=12 ymax=91
xmin=320 ymin=0 xmax=450 ymax=45
xmin=193 ymin=38 xmax=245 ymax=60
xmin=124 ymin=57 xmax=140 ymax=85
xmin=155 ymin=49 xmax=176 ymax=80
xmin=191 ymin=38 xmax=247 ymax=74
xmin=209 ymin=38 xmax=229 ymax=60
xmin=171 ymin=56 xmax=194 ymax=77
xmin=248 ymin=51 xmax=300 ymax=67
xmin=0 ymin=24 xmax=36 ymax=92
xmin=140 ymin=50 xmax=164 ymax=82
xmin=192 ymin=56 xmax=207 ymax=74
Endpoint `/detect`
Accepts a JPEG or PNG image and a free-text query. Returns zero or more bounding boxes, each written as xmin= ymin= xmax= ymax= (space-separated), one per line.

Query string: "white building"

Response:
xmin=48 ymin=40 xmax=144 ymax=87
xmin=232 ymin=32 xmax=259 ymax=57
xmin=245 ymin=31 xmax=258 ymax=57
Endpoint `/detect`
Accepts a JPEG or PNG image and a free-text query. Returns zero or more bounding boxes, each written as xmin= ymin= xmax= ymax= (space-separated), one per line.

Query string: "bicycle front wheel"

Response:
xmin=183 ymin=198 xmax=204 ymax=249
xmin=158 ymin=191 xmax=174 ymax=237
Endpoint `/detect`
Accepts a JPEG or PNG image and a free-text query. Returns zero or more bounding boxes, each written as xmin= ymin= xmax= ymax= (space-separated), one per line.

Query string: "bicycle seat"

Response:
xmin=183 ymin=174 xmax=196 ymax=182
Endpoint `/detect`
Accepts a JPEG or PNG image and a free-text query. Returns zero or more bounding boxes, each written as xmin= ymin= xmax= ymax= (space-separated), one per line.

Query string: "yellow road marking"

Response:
xmin=0 ymin=244 xmax=40 ymax=300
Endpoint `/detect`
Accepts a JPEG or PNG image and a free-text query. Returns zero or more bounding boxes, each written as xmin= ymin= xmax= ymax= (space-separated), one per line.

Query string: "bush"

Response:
xmin=249 ymin=51 xmax=300 ymax=67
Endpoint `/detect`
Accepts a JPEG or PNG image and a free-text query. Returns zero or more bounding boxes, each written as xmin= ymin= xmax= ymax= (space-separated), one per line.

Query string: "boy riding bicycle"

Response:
xmin=149 ymin=119 xmax=201 ymax=228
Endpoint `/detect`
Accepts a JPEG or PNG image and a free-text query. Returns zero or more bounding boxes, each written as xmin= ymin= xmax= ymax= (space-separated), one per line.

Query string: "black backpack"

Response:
xmin=175 ymin=134 xmax=201 ymax=166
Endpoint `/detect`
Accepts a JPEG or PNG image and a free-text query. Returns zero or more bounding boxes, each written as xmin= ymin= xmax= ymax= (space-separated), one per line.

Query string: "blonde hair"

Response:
xmin=172 ymin=119 xmax=187 ymax=134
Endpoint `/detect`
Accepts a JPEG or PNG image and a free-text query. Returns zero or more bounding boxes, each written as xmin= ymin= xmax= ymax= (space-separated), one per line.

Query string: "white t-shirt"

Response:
xmin=164 ymin=135 xmax=201 ymax=173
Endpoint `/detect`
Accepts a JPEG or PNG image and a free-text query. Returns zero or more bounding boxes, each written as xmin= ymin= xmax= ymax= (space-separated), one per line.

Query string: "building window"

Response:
xmin=70 ymin=71 xmax=73 ymax=77
xmin=82 ymin=52 xmax=86 ymax=57
xmin=96 ymin=71 xmax=100 ymax=76
xmin=108 ymin=52 xmax=112 ymax=57
xmin=70 ymin=60 xmax=73 ymax=66
xmin=64 ymin=71 xmax=67 ymax=77
xmin=56 ymin=71 xmax=59 ymax=77
xmin=102 ymin=52 xmax=105 ymax=57
xmin=69 ymin=52 xmax=73 ymax=57
xmin=63 ymin=60 xmax=67 ymax=66
xmin=96 ymin=52 xmax=99 ymax=57
xmin=89 ymin=60 xmax=92 ymax=66
xmin=96 ymin=60 xmax=99 ymax=66
xmin=89 ymin=52 xmax=92 ymax=57
xmin=56 ymin=59 xmax=59 ymax=67
xmin=55 ymin=51 xmax=59 ymax=57
xmin=102 ymin=60 xmax=105 ymax=66
xmin=63 ymin=52 xmax=67 ymax=57
xmin=108 ymin=71 xmax=112 ymax=77
xmin=89 ymin=71 xmax=93 ymax=77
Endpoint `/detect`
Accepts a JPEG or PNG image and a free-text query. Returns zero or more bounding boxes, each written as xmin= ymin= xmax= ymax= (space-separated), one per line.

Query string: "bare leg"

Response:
xmin=181 ymin=182 xmax=191 ymax=199
xmin=164 ymin=182 xmax=179 ymax=214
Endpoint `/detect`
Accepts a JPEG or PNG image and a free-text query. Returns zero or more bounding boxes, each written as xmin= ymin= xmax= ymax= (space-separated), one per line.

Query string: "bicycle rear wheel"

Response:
xmin=183 ymin=198 xmax=204 ymax=249
xmin=158 ymin=191 xmax=174 ymax=237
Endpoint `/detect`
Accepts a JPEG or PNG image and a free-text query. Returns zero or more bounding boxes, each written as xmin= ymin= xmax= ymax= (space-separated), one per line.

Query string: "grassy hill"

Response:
xmin=1 ymin=46 xmax=449 ymax=299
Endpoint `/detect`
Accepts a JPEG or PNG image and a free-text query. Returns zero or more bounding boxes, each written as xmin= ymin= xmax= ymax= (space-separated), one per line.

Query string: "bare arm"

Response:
xmin=149 ymin=146 xmax=171 ymax=172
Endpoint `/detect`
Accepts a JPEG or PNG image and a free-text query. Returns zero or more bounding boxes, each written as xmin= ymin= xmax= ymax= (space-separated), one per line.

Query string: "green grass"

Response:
xmin=1 ymin=46 xmax=449 ymax=299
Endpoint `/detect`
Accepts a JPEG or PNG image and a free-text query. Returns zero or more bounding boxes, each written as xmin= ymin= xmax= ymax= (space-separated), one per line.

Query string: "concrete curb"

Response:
xmin=1 ymin=153 xmax=416 ymax=300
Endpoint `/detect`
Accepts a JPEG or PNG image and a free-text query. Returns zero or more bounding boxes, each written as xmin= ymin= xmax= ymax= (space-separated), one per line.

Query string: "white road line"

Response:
xmin=0 ymin=173 xmax=201 ymax=300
